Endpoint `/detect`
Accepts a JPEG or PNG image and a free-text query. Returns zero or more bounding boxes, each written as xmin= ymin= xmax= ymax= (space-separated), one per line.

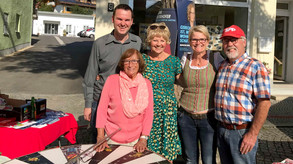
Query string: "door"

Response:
xmin=274 ymin=17 xmax=288 ymax=80
xmin=44 ymin=23 xmax=59 ymax=35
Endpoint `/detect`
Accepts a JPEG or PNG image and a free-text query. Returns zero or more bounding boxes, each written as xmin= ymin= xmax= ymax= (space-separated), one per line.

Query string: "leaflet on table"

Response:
xmin=3 ymin=111 xmax=67 ymax=129
xmin=12 ymin=116 xmax=61 ymax=129
xmin=46 ymin=111 xmax=68 ymax=118
xmin=15 ymin=117 xmax=60 ymax=129
xmin=0 ymin=117 xmax=17 ymax=126
xmin=13 ymin=121 xmax=38 ymax=129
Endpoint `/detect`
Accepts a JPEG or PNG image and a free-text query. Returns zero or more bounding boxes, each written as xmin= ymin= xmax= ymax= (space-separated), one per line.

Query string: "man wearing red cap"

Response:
xmin=214 ymin=25 xmax=271 ymax=163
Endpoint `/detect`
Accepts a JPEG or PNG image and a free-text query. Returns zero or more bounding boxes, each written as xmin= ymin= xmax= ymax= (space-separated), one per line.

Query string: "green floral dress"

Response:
xmin=142 ymin=53 xmax=182 ymax=161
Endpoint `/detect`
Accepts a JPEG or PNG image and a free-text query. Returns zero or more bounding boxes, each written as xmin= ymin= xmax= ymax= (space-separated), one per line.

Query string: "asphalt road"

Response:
xmin=0 ymin=35 xmax=94 ymax=124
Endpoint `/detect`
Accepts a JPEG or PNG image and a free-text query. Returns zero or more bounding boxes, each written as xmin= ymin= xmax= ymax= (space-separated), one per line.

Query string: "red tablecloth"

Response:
xmin=0 ymin=113 xmax=78 ymax=159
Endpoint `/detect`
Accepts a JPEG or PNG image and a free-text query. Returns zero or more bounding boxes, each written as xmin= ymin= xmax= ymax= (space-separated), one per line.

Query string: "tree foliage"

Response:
xmin=38 ymin=4 xmax=54 ymax=12
xmin=70 ymin=5 xmax=93 ymax=15
xmin=35 ymin=0 xmax=54 ymax=12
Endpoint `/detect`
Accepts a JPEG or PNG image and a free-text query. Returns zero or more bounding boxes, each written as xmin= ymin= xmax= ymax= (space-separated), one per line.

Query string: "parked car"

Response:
xmin=78 ymin=27 xmax=94 ymax=37
xmin=85 ymin=29 xmax=95 ymax=38
xmin=77 ymin=30 xmax=86 ymax=37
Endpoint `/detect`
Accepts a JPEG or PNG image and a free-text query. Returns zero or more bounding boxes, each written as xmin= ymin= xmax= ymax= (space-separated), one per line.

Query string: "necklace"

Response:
xmin=192 ymin=59 xmax=201 ymax=66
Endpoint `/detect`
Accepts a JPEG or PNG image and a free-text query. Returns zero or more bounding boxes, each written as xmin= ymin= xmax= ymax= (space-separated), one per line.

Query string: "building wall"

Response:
xmin=0 ymin=0 xmax=33 ymax=57
xmin=286 ymin=1 xmax=293 ymax=82
xmin=94 ymin=0 xmax=131 ymax=38
xmin=249 ymin=0 xmax=277 ymax=86
xmin=95 ymin=0 xmax=118 ymax=38
xmin=33 ymin=11 xmax=94 ymax=37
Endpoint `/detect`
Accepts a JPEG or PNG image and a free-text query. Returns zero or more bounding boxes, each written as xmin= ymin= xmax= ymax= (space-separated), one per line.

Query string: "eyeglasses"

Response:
xmin=123 ymin=60 xmax=139 ymax=65
xmin=149 ymin=25 xmax=166 ymax=30
xmin=191 ymin=38 xmax=207 ymax=43
xmin=222 ymin=38 xmax=239 ymax=44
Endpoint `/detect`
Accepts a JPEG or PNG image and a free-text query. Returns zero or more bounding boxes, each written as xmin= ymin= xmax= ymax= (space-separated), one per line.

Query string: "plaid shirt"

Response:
xmin=215 ymin=53 xmax=271 ymax=125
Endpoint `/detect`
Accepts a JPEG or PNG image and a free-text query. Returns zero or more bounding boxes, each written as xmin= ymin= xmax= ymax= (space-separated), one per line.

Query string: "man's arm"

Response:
xmin=83 ymin=41 xmax=99 ymax=121
xmin=240 ymin=98 xmax=271 ymax=154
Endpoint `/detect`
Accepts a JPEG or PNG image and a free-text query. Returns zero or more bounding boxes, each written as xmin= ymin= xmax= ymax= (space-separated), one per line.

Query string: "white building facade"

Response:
xmin=33 ymin=11 xmax=95 ymax=37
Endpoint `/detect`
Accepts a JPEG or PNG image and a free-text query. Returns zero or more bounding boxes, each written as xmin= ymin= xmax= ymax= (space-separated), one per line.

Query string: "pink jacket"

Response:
xmin=96 ymin=74 xmax=154 ymax=143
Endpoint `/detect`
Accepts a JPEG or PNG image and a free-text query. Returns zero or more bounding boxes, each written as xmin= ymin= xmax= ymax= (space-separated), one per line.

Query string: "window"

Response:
xmin=3 ymin=13 xmax=9 ymax=36
xmin=83 ymin=25 xmax=89 ymax=30
xmin=277 ymin=3 xmax=288 ymax=10
xmin=15 ymin=14 xmax=21 ymax=33
xmin=44 ymin=23 xmax=59 ymax=34
xmin=66 ymin=7 xmax=71 ymax=11
xmin=66 ymin=25 xmax=72 ymax=33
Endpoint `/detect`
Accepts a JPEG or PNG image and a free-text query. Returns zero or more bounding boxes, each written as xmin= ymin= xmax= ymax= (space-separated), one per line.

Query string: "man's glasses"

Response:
xmin=149 ymin=25 xmax=166 ymax=30
xmin=191 ymin=38 xmax=207 ymax=43
xmin=123 ymin=60 xmax=139 ymax=65
xmin=222 ymin=38 xmax=239 ymax=44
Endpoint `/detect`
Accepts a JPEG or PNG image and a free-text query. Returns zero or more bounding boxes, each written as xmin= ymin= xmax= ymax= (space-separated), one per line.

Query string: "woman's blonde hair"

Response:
xmin=187 ymin=3 xmax=195 ymax=21
xmin=146 ymin=22 xmax=171 ymax=45
xmin=188 ymin=25 xmax=210 ymax=42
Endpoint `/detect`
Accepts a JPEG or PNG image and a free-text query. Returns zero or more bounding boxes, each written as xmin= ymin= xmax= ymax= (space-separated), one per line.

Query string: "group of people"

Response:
xmin=82 ymin=4 xmax=271 ymax=164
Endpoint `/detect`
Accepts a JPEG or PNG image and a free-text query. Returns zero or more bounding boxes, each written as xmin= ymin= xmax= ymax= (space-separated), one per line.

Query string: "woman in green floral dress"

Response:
xmin=142 ymin=22 xmax=182 ymax=161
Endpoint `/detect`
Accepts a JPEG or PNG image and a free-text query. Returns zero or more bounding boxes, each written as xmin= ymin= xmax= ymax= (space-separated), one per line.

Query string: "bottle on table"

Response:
xmin=31 ymin=97 xmax=36 ymax=120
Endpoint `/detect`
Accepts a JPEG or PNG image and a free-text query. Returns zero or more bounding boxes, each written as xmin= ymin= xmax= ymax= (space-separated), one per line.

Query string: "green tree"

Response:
xmin=35 ymin=0 xmax=54 ymax=12
xmin=70 ymin=5 xmax=93 ymax=15
xmin=38 ymin=4 xmax=54 ymax=12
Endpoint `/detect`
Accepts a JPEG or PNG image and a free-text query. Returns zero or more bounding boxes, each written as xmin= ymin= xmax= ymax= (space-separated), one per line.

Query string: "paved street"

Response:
xmin=1 ymin=35 xmax=293 ymax=163
xmin=0 ymin=35 xmax=92 ymax=125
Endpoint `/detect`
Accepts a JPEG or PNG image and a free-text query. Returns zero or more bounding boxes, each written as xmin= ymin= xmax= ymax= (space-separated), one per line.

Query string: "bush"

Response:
xmin=38 ymin=3 xmax=54 ymax=12
xmin=70 ymin=5 xmax=93 ymax=15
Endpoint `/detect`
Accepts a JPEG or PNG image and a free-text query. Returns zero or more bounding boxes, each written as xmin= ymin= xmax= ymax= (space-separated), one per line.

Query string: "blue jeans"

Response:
xmin=90 ymin=101 xmax=98 ymax=143
xmin=178 ymin=108 xmax=217 ymax=164
xmin=217 ymin=124 xmax=258 ymax=164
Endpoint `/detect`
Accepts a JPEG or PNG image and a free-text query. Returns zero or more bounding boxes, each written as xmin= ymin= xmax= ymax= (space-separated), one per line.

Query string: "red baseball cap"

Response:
xmin=220 ymin=25 xmax=245 ymax=39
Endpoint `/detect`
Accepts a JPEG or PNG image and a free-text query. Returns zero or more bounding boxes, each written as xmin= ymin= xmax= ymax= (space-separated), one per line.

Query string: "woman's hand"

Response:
xmin=133 ymin=138 xmax=147 ymax=153
xmin=94 ymin=136 xmax=109 ymax=152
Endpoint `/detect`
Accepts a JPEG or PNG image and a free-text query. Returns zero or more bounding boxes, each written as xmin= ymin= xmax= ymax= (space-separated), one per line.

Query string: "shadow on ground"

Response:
xmin=0 ymin=38 xmax=92 ymax=79
xmin=257 ymin=133 xmax=293 ymax=163
xmin=256 ymin=98 xmax=293 ymax=163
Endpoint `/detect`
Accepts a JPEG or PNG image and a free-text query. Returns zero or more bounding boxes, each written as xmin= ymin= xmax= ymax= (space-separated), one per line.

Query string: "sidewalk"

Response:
xmin=45 ymin=97 xmax=293 ymax=164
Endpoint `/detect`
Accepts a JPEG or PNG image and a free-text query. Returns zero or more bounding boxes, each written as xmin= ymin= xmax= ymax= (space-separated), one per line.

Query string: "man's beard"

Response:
xmin=225 ymin=46 xmax=239 ymax=60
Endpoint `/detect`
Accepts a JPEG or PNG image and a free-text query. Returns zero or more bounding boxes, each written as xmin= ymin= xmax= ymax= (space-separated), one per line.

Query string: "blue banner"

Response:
xmin=176 ymin=0 xmax=195 ymax=58
xmin=156 ymin=8 xmax=177 ymax=56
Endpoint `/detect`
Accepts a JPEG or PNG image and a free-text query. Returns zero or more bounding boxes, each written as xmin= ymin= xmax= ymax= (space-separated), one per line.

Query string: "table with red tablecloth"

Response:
xmin=0 ymin=113 xmax=78 ymax=159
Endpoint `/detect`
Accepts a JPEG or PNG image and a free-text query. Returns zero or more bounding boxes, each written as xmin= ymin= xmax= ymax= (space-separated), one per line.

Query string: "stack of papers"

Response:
xmin=8 ymin=111 xmax=68 ymax=129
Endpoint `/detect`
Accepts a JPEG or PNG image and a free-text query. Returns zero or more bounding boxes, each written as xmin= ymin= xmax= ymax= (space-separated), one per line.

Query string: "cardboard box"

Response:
xmin=0 ymin=94 xmax=47 ymax=121
xmin=26 ymin=98 xmax=47 ymax=119
xmin=35 ymin=99 xmax=47 ymax=118
xmin=0 ymin=94 xmax=32 ymax=121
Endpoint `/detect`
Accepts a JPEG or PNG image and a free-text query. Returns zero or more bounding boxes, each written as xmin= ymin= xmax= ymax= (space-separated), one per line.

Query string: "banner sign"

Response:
xmin=156 ymin=8 xmax=178 ymax=56
xmin=176 ymin=0 xmax=195 ymax=58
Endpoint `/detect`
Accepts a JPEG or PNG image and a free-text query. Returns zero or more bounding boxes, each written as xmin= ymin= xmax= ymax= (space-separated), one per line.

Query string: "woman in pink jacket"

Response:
xmin=95 ymin=48 xmax=154 ymax=153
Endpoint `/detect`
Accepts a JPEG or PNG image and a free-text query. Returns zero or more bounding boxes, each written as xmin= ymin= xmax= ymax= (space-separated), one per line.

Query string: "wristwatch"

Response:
xmin=140 ymin=135 xmax=149 ymax=140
